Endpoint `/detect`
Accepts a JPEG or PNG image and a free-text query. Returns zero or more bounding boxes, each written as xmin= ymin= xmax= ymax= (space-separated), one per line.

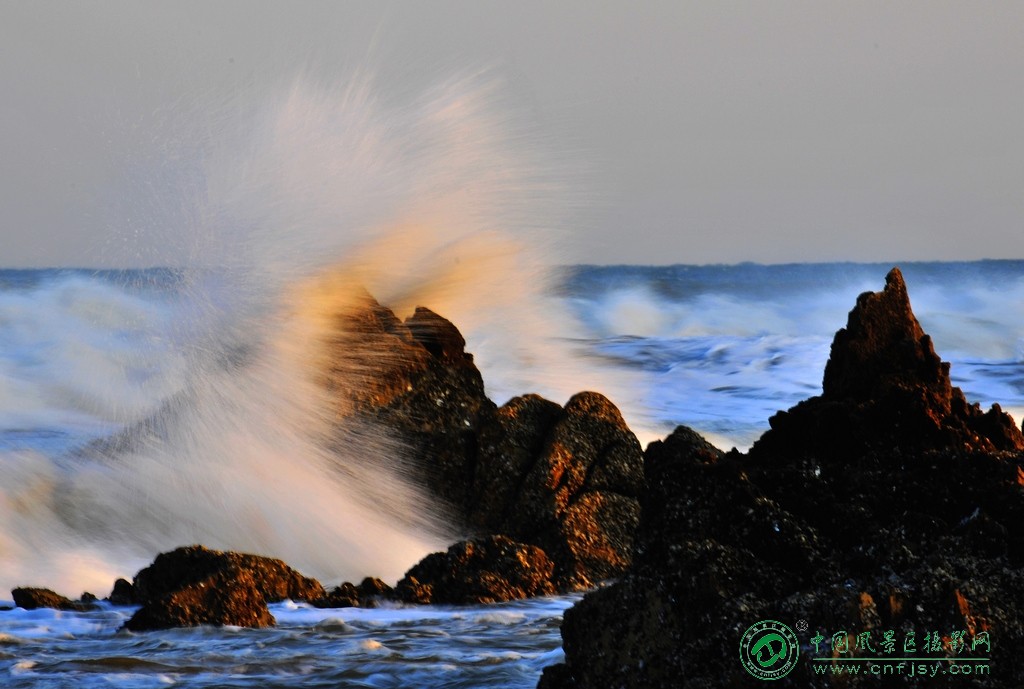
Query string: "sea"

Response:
xmin=2 ymin=260 xmax=1024 ymax=688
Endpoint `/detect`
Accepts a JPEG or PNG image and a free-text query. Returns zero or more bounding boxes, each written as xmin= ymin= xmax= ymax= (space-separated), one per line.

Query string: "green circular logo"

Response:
xmin=739 ymin=620 xmax=799 ymax=681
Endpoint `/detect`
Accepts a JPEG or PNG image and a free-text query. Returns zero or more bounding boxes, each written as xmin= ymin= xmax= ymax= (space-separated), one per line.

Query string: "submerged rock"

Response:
xmin=396 ymin=535 xmax=556 ymax=605
xmin=11 ymin=587 xmax=94 ymax=612
xmin=542 ymin=268 xmax=1024 ymax=688
xmin=124 ymin=545 xmax=325 ymax=631
xmin=328 ymin=295 xmax=645 ymax=593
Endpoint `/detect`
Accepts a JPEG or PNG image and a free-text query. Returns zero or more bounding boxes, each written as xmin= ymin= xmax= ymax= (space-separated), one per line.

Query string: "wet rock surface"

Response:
xmin=11 ymin=587 xmax=95 ymax=612
xmin=124 ymin=545 xmax=325 ymax=631
xmin=123 ymin=568 xmax=276 ymax=631
xmin=396 ymin=535 xmax=555 ymax=605
xmin=541 ymin=268 xmax=1024 ymax=688
xmin=326 ymin=296 xmax=495 ymax=514
xmin=755 ymin=267 xmax=1024 ymax=457
xmin=328 ymin=295 xmax=645 ymax=594
xmin=311 ymin=577 xmax=396 ymax=609
xmin=107 ymin=577 xmax=136 ymax=605
xmin=9 ymin=295 xmax=644 ymax=623
xmin=470 ymin=391 xmax=645 ymax=590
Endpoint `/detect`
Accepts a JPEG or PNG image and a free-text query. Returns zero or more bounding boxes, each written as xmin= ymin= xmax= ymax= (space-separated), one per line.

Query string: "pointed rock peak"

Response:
xmin=753 ymin=268 xmax=1024 ymax=456
xmin=822 ymin=266 xmax=949 ymax=402
xmin=405 ymin=307 xmax=470 ymax=363
xmin=884 ymin=266 xmax=907 ymax=294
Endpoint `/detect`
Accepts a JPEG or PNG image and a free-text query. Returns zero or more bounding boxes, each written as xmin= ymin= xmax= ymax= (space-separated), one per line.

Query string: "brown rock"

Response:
xmin=472 ymin=392 xmax=645 ymax=589
xmin=326 ymin=294 xmax=646 ymax=592
xmin=123 ymin=545 xmax=324 ymax=631
xmin=535 ymin=491 xmax=640 ymax=590
xmin=312 ymin=582 xmax=361 ymax=609
xmin=510 ymin=393 xmax=644 ymax=535
xmin=11 ymin=587 xmax=91 ymax=612
xmin=469 ymin=394 xmax=563 ymax=530
xmin=822 ymin=267 xmax=947 ymax=403
xmin=123 ymin=568 xmax=275 ymax=631
xmin=404 ymin=306 xmax=474 ymax=365
xmin=754 ymin=267 xmax=1024 ymax=457
xmin=355 ymin=576 xmax=394 ymax=606
xmin=325 ymin=295 xmax=495 ymax=514
xmin=395 ymin=576 xmax=433 ymax=605
xmin=312 ymin=577 xmax=396 ymax=609
xmin=324 ymin=291 xmax=430 ymax=411
xmin=132 ymin=545 xmax=324 ymax=605
xmin=396 ymin=536 xmax=555 ymax=605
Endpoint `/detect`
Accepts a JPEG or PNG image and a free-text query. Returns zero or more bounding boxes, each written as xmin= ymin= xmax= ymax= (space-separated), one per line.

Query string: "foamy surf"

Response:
xmin=562 ymin=261 xmax=1024 ymax=450
xmin=0 ymin=75 xmax=647 ymax=596
xmin=0 ymin=595 xmax=577 ymax=689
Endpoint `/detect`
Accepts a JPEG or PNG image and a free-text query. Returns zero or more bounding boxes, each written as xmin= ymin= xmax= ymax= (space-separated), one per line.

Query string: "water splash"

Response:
xmin=0 ymin=75 xmax=634 ymax=594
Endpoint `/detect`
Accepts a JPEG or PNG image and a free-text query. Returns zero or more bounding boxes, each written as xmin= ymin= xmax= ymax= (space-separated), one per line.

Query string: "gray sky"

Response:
xmin=2 ymin=1 xmax=1023 ymax=267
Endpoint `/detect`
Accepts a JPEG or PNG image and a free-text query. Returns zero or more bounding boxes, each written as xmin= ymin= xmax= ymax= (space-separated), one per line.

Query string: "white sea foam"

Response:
xmin=0 ymin=275 xmax=187 ymax=441
xmin=0 ymin=74 xmax=643 ymax=595
xmin=564 ymin=263 xmax=1024 ymax=449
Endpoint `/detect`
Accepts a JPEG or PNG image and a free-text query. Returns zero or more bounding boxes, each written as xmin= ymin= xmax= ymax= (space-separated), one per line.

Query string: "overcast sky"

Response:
xmin=1 ymin=1 xmax=1023 ymax=267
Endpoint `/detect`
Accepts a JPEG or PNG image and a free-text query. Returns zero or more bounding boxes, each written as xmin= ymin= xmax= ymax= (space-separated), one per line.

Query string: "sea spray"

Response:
xmin=562 ymin=261 xmax=1024 ymax=449
xmin=0 ymin=75 xmax=645 ymax=594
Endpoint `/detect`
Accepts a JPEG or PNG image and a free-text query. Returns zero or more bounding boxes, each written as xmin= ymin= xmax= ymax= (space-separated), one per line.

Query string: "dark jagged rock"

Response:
xmin=312 ymin=577 xmax=396 ymax=609
xmin=472 ymin=391 xmax=645 ymax=589
xmin=11 ymin=587 xmax=93 ymax=612
xmin=355 ymin=576 xmax=394 ymax=603
xmin=469 ymin=394 xmax=564 ymax=531
xmin=326 ymin=295 xmax=496 ymax=514
xmin=823 ymin=267 xmax=947 ymax=401
xmin=328 ymin=295 xmax=645 ymax=592
xmin=542 ymin=269 xmax=1024 ymax=688
xmin=108 ymin=578 xmax=136 ymax=605
xmin=396 ymin=536 xmax=555 ymax=605
xmin=404 ymin=306 xmax=473 ymax=364
xmin=755 ymin=267 xmax=1024 ymax=457
xmin=124 ymin=545 xmax=325 ymax=631
xmin=314 ymin=582 xmax=361 ymax=609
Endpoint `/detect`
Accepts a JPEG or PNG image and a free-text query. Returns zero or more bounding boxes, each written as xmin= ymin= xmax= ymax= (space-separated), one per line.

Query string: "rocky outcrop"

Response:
xmin=124 ymin=568 xmax=276 ymax=631
xmin=11 ymin=587 xmax=95 ymax=612
xmin=469 ymin=392 xmax=645 ymax=589
xmin=754 ymin=267 xmax=1024 ymax=457
xmin=123 ymin=545 xmax=325 ymax=631
xmin=326 ymin=297 xmax=495 ymax=513
xmin=107 ymin=578 xmax=136 ymax=605
xmin=311 ymin=577 xmax=395 ymax=609
xmin=542 ymin=268 xmax=1024 ymax=688
xmin=396 ymin=535 xmax=555 ymax=605
xmin=328 ymin=295 xmax=645 ymax=593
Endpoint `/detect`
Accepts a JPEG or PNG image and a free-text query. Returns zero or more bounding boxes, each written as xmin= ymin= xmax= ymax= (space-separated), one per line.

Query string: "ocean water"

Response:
xmin=562 ymin=260 xmax=1024 ymax=450
xmin=2 ymin=261 xmax=1024 ymax=687
xmin=0 ymin=595 xmax=576 ymax=689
